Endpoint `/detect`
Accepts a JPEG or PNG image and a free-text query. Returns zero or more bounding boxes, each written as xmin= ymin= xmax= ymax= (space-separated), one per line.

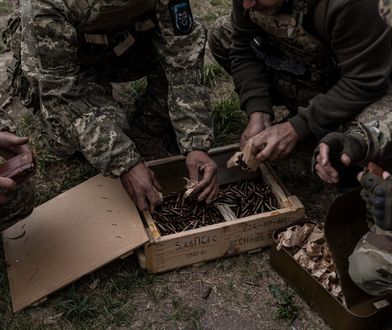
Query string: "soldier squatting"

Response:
xmin=0 ymin=0 xmax=391 ymax=303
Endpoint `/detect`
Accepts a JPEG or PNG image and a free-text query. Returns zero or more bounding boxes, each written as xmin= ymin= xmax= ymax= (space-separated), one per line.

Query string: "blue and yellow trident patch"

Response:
xmin=168 ymin=0 xmax=193 ymax=35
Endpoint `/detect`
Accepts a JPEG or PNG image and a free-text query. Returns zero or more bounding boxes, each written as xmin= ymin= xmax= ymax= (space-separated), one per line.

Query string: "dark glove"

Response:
xmin=318 ymin=132 xmax=367 ymax=167
xmin=360 ymin=172 xmax=392 ymax=230
xmin=312 ymin=132 xmax=367 ymax=189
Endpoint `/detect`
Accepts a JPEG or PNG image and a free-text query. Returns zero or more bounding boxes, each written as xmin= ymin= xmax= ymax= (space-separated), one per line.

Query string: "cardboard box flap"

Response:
xmin=2 ymin=175 xmax=148 ymax=312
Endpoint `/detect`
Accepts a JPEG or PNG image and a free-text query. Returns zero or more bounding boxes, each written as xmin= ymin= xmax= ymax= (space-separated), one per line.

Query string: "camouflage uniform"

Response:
xmin=342 ymin=89 xmax=392 ymax=171
xmin=7 ymin=0 xmax=213 ymax=177
xmin=0 ymin=110 xmax=34 ymax=229
xmin=349 ymin=226 xmax=392 ymax=296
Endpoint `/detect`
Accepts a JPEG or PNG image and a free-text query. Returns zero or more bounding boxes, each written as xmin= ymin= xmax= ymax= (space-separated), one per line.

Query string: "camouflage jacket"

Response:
xmin=19 ymin=0 xmax=213 ymax=177
xmin=230 ymin=0 xmax=391 ymax=140
xmin=347 ymin=109 xmax=392 ymax=170
xmin=348 ymin=225 xmax=392 ymax=296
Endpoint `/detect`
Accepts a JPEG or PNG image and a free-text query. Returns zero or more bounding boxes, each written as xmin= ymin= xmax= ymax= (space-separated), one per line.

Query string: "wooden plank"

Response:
xmin=142 ymin=211 xmax=161 ymax=240
xmin=215 ymin=203 xmax=238 ymax=221
xmin=145 ymin=199 xmax=305 ymax=273
xmin=260 ymin=163 xmax=291 ymax=208
xmin=3 ymin=175 xmax=148 ymax=312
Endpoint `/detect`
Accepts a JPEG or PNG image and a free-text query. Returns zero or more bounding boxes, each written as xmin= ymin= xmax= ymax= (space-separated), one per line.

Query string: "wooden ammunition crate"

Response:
xmin=3 ymin=144 xmax=305 ymax=311
xmin=137 ymin=145 xmax=305 ymax=273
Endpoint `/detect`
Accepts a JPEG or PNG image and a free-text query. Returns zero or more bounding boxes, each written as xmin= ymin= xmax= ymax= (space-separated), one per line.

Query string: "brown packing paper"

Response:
xmin=3 ymin=175 xmax=148 ymax=312
xmin=276 ymin=222 xmax=314 ymax=250
xmin=227 ymin=139 xmax=260 ymax=172
xmin=277 ymin=223 xmax=345 ymax=304
xmin=183 ymin=177 xmax=198 ymax=198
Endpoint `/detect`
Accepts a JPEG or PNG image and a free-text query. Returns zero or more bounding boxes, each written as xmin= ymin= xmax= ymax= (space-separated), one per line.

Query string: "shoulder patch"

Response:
xmin=168 ymin=0 xmax=193 ymax=35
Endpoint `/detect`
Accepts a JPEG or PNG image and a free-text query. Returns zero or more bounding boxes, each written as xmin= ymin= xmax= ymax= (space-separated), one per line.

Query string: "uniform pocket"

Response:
xmin=33 ymin=17 xmax=77 ymax=72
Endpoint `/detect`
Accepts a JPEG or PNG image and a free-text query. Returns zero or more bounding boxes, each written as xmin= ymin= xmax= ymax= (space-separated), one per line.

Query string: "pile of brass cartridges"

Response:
xmin=152 ymin=178 xmax=278 ymax=235
xmin=216 ymin=179 xmax=278 ymax=218
xmin=277 ymin=223 xmax=345 ymax=305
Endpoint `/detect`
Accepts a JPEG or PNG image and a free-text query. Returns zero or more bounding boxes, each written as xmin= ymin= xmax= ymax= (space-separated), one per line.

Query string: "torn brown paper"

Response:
xmin=227 ymin=139 xmax=260 ymax=172
xmin=277 ymin=223 xmax=345 ymax=304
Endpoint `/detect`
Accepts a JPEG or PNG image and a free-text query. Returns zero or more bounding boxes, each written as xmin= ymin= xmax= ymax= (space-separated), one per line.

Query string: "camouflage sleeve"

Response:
xmin=23 ymin=0 xmax=140 ymax=177
xmin=347 ymin=117 xmax=392 ymax=168
xmin=152 ymin=0 xmax=213 ymax=153
xmin=344 ymin=88 xmax=392 ymax=167
xmin=379 ymin=0 xmax=392 ymax=26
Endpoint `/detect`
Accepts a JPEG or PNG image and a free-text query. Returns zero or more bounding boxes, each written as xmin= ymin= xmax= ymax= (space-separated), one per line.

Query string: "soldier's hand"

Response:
xmin=240 ymin=112 xmax=272 ymax=149
xmin=0 ymin=132 xmax=30 ymax=204
xmin=359 ymin=169 xmax=392 ymax=230
xmin=186 ymin=151 xmax=218 ymax=204
xmin=120 ymin=162 xmax=163 ymax=211
xmin=250 ymin=122 xmax=298 ymax=161
xmin=313 ymin=132 xmax=366 ymax=184
xmin=0 ymin=132 xmax=30 ymax=157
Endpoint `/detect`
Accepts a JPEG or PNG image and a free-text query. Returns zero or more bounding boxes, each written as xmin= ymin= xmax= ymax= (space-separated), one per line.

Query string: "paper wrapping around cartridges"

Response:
xmin=227 ymin=139 xmax=260 ymax=172
xmin=2 ymin=175 xmax=148 ymax=312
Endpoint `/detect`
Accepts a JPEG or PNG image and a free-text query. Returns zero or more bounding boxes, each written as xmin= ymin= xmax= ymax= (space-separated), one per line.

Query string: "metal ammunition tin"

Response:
xmin=270 ymin=219 xmax=392 ymax=330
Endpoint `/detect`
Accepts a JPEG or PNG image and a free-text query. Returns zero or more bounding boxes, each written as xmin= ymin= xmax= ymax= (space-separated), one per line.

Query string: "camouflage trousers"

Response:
xmin=0 ymin=182 xmax=34 ymax=231
xmin=65 ymin=41 xmax=178 ymax=160
xmin=348 ymin=226 xmax=392 ymax=296
xmin=9 ymin=31 xmax=179 ymax=162
xmin=78 ymin=39 xmax=179 ymax=159
xmin=207 ymin=15 xmax=233 ymax=75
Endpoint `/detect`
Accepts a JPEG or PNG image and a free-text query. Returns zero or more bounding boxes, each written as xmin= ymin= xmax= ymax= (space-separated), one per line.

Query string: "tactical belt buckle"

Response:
xmin=84 ymin=33 xmax=109 ymax=45
xmin=113 ymin=33 xmax=136 ymax=56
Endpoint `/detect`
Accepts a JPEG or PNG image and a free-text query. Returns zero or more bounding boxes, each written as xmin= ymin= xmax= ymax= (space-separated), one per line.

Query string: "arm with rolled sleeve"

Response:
xmin=153 ymin=0 xmax=213 ymax=153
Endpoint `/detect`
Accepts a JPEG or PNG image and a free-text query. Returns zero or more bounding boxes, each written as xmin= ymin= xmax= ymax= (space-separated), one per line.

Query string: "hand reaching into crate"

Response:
xmin=120 ymin=161 xmax=163 ymax=211
xmin=185 ymin=151 xmax=218 ymax=204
